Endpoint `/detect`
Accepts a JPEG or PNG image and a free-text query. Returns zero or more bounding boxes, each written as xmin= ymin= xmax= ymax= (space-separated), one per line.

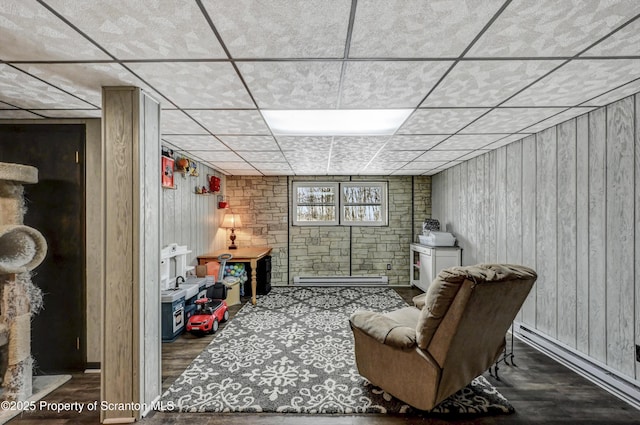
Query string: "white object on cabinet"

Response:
xmin=410 ymin=244 xmax=461 ymax=292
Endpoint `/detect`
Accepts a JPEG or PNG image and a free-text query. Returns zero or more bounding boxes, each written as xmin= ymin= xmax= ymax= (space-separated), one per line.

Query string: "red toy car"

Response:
xmin=186 ymin=298 xmax=229 ymax=334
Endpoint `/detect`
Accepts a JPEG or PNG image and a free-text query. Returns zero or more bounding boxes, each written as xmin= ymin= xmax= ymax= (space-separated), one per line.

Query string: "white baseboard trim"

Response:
xmin=514 ymin=322 xmax=640 ymax=411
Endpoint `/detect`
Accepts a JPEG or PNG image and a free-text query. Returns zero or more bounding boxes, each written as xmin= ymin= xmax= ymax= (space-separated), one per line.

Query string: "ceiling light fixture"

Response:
xmin=262 ymin=109 xmax=413 ymax=136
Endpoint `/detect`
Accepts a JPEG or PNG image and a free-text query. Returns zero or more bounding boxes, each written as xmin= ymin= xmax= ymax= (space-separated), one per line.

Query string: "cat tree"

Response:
xmin=0 ymin=162 xmax=47 ymax=402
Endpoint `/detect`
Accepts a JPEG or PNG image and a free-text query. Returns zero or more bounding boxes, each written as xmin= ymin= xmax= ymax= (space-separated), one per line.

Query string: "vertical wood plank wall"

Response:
xmin=431 ymin=93 xmax=640 ymax=383
xmin=160 ymin=157 xmax=224 ymax=263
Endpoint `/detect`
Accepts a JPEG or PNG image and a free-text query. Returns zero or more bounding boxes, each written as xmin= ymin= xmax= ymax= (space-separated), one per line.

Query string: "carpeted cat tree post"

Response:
xmin=0 ymin=162 xmax=47 ymax=402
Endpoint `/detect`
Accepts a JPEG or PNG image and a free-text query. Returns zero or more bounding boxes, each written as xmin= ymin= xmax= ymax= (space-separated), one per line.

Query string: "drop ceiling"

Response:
xmin=1 ymin=0 xmax=639 ymax=176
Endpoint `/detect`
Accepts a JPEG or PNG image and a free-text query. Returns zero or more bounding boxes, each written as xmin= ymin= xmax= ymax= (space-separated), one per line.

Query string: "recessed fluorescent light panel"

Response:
xmin=262 ymin=109 xmax=413 ymax=136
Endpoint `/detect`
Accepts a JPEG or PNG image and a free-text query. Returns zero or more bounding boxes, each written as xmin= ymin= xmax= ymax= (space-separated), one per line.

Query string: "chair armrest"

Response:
xmin=412 ymin=293 xmax=427 ymax=309
xmin=349 ymin=310 xmax=416 ymax=349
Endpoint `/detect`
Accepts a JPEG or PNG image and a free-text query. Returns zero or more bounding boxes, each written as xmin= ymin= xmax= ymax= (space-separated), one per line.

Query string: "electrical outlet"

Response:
xmin=636 ymin=345 xmax=640 ymax=362
xmin=386 ymin=263 xmax=392 ymax=270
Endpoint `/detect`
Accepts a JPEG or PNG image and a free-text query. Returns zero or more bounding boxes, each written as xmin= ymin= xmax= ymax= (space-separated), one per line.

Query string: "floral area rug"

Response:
xmin=159 ymin=286 xmax=514 ymax=415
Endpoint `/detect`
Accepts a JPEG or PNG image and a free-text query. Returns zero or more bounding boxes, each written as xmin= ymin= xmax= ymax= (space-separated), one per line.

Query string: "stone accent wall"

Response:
xmin=225 ymin=176 xmax=289 ymax=285
xmin=226 ymin=175 xmax=431 ymax=286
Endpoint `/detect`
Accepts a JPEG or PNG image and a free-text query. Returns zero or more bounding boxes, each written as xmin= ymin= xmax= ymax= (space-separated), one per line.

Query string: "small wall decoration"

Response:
xmin=209 ymin=175 xmax=221 ymax=192
xmin=162 ymin=155 xmax=175 ymax=189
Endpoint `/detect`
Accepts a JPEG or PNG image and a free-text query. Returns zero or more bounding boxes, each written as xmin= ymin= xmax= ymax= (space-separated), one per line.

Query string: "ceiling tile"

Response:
xmin=0 ymin=64 xmax=94 ymax=109
xmin=581 ymin=78 xmax=640 ymax=106
xmin=504 ymin=59 xmax=640 ymax=107
xmin=162 ymin=135 xmax=228 ymax=151
xmin=340 ymin=61 xmax=451 ymax=108
xmin=432 ymin=134 xmax=504 ymax=150
xmin=398 ymin=109 xmax=489 ymax=134
xmin=581 ymin=16 xmax=640 ymax=57
xmin=456 ymin=150 xmax=491 ymax=161
xmin=223 ymin=169 xmax=263 ymax=176
xmin=161 ymin=110 xmax=208 ymax=135
xmin=0 ymin=101 xmax=17 ymax=109
xmin=38 ymin=109 xmax=101 ymax=118
xmin=422 ymin=60 xmax=562 ymax=107
xmin=217 ymin=136 xmax=280 ymax=151
xmin=384 ymin=135 xmax=447 ymax=150
xmin=521 ymin=107 xmax=595 ymax=133
xmin=402 ymin=161 xmax=451 ymax=170
xmin=209 ymin=161 xmax=255 ymax=170
xmin=253 ymin=163 xmax=294 ymax=172
xmin=0 ymin=110 xmax=43 ymax=119
xmin=0 ymin=0 xmax=109 ymax=61
xmin=468 ymin=0 xmax=640 ymax=57
xmin=127 ymin=62 xmax=254 ymax=108
xmin=188 ymin=151 xmax=243 ymax=162
xmin=237 ymin=62 xmax=342 ymax=109
xmin=205 ymin=0 xmax=351 ymax=58
xmin=331 ymin=136 xmax=387 ymax=158
xmin=13 ymin=63 xmax=165 ymax=108
xmin=349 ymin=0 xmax=505 ymax=58
xmin=481 ymin=134 xmax=527 ymax=150
xmin=277 ymin=136 xmax=333 ymax=151
xmin=45 ymin=0 xmax=226 ymax=59
xmin=375 ymin=150 xmax=423 ymax=162
xmin=461 ymin=107 xmax=564 ymax=133
xmin=416 ymin=151 xmax=469 ymax=161
xmin=188 ymin=110 xmax=269 ymax=135
xmin=237 ymin=151 xmax=287 ymax=162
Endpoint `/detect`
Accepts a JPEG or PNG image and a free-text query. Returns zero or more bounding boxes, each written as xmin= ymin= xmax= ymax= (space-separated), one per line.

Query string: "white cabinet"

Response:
xmin=410 ymin=244 xmax=462 ymax=292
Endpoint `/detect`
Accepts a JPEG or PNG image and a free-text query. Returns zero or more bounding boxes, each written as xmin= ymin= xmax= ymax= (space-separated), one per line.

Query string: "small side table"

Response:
xmin=197 ymin=246 xmax=272 ymax=306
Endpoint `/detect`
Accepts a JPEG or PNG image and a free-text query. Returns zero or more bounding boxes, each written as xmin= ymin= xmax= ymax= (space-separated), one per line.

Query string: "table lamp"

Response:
xmin=221 ymin=212 xmax=242 ymax=249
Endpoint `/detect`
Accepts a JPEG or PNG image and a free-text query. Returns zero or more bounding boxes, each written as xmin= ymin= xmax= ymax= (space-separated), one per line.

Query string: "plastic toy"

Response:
xmin=185 ymin=253 xmax=234 ymax=335
xmin=185 ymin=297 xmax=228 ymax=334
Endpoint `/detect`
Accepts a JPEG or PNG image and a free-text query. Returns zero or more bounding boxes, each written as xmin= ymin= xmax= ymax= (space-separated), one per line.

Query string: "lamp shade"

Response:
xmin=221 ymin=213 xmax=242 ymax=228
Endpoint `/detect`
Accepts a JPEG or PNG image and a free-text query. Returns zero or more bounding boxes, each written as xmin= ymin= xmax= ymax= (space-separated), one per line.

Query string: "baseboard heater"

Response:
xmin=293 ymin=276 xmax=388 ymax=286
xmin=514 ymin=322 xmax=640 ymax=411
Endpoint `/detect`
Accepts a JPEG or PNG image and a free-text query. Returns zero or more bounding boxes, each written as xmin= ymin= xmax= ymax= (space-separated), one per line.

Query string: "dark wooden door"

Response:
xmin=0 ymin=124 xmax=85 ymax=373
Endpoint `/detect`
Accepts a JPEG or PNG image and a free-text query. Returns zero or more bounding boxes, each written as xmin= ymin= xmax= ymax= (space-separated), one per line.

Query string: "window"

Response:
xmin=292 ymin=181 xmax=388 ymax=226
xmin=341 ymin=182 xmax=388 ymax=226
xmin=292 ymin=182 xmax=339 ymax=226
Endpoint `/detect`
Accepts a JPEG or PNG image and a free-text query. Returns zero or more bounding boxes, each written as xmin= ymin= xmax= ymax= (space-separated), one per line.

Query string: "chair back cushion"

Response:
xmin=415 ymin=264 xmax=536 ymax=350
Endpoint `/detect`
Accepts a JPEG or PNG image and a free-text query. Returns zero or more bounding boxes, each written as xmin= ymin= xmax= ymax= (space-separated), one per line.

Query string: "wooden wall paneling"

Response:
xmin=556 ymin=119 xmax=577 ymax=348
xmin=102 ymin=87 xmax=135 ymax=422
xmin=465 ymin=158 xmax=477 ymax=265
xmin=486 ymin=151 xmax=497 ymax=262
xmin=588 ymin=107 xmax=607 ymax=363
xmin=476 ymin=155 xmax=486 ymax=263
xmin=521 ymin=135 xmax=537 ymax=325
xmin=576 ymin=114 xmax=590 ymax=353
xmin=84 ymin=120 xmax=103 ymax=365
xmin=141 ymin=93 xmax=161 ymax=406
xmin=635 ymin=94 xmax=640 ymax=381
xmin=431 ymin=173 xmax=441 ymax=225
xmin=162 ymin=184 xmax=175 ymax=246
xmin=450 ymin=165 xmax=460 ymax=236
xmin=496 ymin=146 xmax=507 ymax=263
xmin=458 ymin=162 xmax=468 ymax=264
xmin=605 ymin=97 xmax=635 ymax=376
xmin=535 ymin=127 xmax=558 ymax=338
xmin=506 ymin=141 xmax=523 ymax=320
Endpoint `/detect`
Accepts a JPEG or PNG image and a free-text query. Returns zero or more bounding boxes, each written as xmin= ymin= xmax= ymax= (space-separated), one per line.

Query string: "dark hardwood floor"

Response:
xmin=7 ymin=288 xmax=640 ymax=424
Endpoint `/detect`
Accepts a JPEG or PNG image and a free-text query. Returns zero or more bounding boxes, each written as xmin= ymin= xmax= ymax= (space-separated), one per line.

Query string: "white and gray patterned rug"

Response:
xmin=159 ymin=286 xmax=514 ymax=415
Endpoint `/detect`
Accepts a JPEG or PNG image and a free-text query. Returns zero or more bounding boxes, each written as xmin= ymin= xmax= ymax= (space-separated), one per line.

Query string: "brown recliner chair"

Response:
xmin=349 ymin=264 xmax=536 ymax=411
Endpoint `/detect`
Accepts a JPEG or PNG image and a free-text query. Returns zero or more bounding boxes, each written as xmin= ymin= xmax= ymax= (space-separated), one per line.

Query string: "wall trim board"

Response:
xmin=515 ymin=322 xmax=640 ymax=411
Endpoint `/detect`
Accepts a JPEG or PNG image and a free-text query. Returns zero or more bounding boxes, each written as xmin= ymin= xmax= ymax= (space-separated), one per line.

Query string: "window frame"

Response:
xmin=291 ymin=180 xmax=388 ymax=227
xmin=291 ymin=181 xmax=340 ymax=226
xmin=340 ymin=181 xmax=388 ymax=227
